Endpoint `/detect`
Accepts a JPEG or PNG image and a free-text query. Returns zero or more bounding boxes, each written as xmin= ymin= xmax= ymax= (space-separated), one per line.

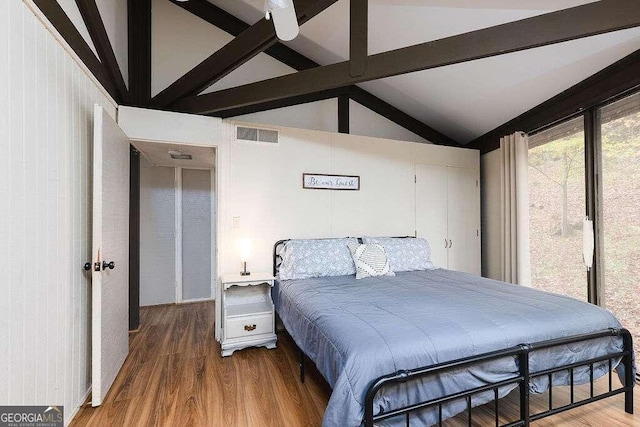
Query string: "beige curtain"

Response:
xmin=500 ymin=132 xmax=531 ymax=285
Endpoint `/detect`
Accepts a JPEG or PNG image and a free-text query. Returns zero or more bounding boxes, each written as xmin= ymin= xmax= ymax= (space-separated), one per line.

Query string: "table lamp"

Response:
xmin=237 ymin=238 xmax=252 ymax=276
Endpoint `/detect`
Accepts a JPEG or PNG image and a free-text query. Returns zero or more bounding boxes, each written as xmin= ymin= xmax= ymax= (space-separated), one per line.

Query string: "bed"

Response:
xmin=271 ymin=237 xmax=635 ymax=427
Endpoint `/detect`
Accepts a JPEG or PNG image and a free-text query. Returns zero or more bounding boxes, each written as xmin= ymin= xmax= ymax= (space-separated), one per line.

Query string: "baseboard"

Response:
xmin=139 ymin=302 xmax=176 ymax=308
xmin=179 ymin=297 xmax=214 ymax=305
xmin=66 ymin=387 xmax=91 ymax=426
xmin=140 ymin=298 xmax=214 ymax=309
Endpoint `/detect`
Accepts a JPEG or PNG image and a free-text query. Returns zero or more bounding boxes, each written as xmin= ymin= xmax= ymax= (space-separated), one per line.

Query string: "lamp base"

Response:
xmin=240 ymin=261 xmax=250 ymax=276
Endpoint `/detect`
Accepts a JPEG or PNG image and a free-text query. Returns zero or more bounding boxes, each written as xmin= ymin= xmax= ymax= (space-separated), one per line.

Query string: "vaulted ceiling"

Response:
xmin=42 ymin=0 xmax=640 ymax=146
xmin=205 ymin=0 xmax=640 ymax=143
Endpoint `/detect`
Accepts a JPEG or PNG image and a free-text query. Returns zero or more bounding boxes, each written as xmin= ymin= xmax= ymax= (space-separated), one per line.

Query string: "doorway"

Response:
xmin=132 ymin=141 xmax=217 ymax=311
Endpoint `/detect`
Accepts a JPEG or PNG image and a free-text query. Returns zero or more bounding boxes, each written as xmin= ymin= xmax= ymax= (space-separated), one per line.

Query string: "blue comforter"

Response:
xmin=273 ymin=269 xmax=633 ymax=426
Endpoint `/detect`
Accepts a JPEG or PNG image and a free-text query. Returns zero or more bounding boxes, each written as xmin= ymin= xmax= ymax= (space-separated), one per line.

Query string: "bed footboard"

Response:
xmin=364 ymin=328 xmax=634 ymax=427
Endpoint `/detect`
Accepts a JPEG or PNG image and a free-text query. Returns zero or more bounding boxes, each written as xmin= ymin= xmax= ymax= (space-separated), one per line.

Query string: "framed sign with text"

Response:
xmin=302 ymin=173 xmax=360 ymax=191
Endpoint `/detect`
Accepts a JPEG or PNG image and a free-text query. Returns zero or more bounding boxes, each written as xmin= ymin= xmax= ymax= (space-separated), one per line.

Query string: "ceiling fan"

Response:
xmin=264 ymin=0 xmax=300 ymax=41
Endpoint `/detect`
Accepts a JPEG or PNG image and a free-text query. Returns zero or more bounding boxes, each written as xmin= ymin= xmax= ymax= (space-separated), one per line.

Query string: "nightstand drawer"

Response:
xmin=226 ymin=314 xmax=273 ymax=339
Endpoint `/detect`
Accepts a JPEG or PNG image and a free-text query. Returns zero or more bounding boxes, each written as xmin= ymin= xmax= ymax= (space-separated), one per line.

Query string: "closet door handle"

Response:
xmin=445 ymin=238 xmax=448 ymax=248
xmin=449 ymin=240 xmax=452 ymax=248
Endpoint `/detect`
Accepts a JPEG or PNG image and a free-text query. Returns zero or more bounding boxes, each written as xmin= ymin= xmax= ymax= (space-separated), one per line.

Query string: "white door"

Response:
xmin=92 ymin=105 xmax=130 ymax=406
xmin=415 ymin=164 xmax=449 ymax=269
xmin=447 ymin=167 xmax=480 ymax=275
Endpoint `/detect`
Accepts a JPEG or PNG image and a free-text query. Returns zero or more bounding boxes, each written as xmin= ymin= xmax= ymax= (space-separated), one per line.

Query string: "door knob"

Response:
xmin=83 ymin=262 xmax=91 ymax=271
xmin=102 ymin=261 xmax=115 ymax=270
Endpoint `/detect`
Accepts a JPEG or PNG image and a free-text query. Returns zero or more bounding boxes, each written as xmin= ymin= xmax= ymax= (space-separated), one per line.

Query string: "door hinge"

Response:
xmin=476 ymin=180 xmax=479 ymax=187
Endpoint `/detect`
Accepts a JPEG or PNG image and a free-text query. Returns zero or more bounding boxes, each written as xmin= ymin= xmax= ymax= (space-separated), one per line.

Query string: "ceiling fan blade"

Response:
xmin=270 ymin=2 xmax=299 ymax=41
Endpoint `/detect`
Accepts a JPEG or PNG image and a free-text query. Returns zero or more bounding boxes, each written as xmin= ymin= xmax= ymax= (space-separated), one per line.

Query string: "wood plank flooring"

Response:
xmin=71 ymin=302 xmax=638 ymax=426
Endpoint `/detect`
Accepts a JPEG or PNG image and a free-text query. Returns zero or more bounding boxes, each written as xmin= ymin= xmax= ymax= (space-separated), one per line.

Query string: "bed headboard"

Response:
xmin=272 ymin=236 xmax=415 ymax=277
xmin=273 ymin=239 xmax=290 ymax=277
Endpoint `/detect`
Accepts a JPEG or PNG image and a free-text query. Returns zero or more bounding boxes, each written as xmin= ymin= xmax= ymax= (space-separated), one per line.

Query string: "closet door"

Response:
xmin=447 ymin=167 xmax=480 ymax=274
xmin=415 ymin=164 xmax=449 ymax=269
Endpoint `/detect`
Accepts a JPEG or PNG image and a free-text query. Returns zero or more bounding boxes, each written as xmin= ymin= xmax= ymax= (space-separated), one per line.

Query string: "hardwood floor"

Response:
xmin=72 ymin=302 xmax=638 ymax=426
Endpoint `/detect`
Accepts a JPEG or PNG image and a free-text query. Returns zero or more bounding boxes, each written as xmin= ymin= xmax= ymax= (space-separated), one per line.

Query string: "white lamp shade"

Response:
xmin=236 ymin=238 xmax=252 ymax=262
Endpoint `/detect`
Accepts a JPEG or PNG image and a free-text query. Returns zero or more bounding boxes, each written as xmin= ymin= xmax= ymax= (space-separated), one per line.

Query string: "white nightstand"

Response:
xmin=220 ymin=272 xmax=277 ymax=357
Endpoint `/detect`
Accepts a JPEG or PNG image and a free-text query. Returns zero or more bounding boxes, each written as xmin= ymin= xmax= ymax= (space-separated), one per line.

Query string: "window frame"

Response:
xmin=527 ymin=87 xmax=640 ymax=307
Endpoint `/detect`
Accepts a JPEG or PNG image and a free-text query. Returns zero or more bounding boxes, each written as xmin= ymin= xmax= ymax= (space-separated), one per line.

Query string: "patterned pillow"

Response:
xmin=347 ymin=243 xmax=395 ymax=279
xmin=278 ymin=238 xmax=359 ymax=280
xmin=362 ymin=237 xmax=436 ymax=271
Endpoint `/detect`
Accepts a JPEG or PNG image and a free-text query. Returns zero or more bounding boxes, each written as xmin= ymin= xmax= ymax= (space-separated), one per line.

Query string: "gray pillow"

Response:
xmin=279 ymin=238 xmax=359 ymax=280
xmin=362 ymin=237 xmax=436 ymax=271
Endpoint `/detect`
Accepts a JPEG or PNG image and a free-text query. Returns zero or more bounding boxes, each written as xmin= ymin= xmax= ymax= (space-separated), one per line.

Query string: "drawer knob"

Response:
xmin=244 ymin=324 xmax=257 ymax=332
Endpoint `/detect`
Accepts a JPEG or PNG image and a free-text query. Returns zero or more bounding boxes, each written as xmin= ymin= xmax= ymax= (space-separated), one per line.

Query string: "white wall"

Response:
xmin=349 ymin=100 xmax=429 ymax=144
xmin=226 ymin=121 xmax=478 ymax=275
xmin=481 ymin=149 xmax=502 ymax=280
xmin=233 ymin=99 xmax=339 ymax=134
xmin=0 ymin=1 xmax=118 ymax=423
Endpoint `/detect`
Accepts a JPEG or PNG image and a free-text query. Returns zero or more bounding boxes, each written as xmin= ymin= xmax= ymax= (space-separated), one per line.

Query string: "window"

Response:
xmin=528 ymin=117 xmax=587 ymax=301
xmin=598 ymin=91 xmax=640 ymax=360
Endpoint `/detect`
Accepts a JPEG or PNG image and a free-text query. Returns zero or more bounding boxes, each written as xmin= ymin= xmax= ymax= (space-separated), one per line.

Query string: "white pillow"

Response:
xmin=347 ymin=243 xmax=395 ymax=279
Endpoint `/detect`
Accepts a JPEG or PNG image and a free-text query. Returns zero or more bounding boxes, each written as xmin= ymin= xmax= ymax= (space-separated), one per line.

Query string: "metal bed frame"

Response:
xmin=272 ymin=239 xmax=635 ymax=427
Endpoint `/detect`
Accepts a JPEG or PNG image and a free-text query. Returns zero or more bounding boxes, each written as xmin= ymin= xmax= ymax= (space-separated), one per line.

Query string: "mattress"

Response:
xmin=273 ymin=269 xmax=632 ymax=427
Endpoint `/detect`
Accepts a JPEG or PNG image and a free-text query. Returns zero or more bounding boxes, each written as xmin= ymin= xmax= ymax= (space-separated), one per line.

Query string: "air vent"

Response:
xmin=168 ymin=150 xmax=192 ymax=160
xmin=236 ymin=126 xmax=279 ymax=144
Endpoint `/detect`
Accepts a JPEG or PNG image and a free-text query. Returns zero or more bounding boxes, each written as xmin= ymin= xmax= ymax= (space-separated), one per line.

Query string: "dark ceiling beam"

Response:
xmin=338 ymin=95 xmax=350 ymax=134
xmin=170 ymin=0 xmax=320 ymax=71
xmin=348 ymin=87 xmax=457 ymax=146
xmin=128 ymin=0 xmax=152 ymax=107
xmin=75 ymin=0 xmax=129 ymax=104
xmin=33 ymin=0 xmax=119 ymax=101
xmin=265 ymin=43 xmax=319 ymax=71
xmin=214 ymin=87 xmax=348 ymax=118
xmin=350 ymin=0 xmax=368 ymax=77
xmin=467 ymin=48 xmax=640 ymax=153
xmin=173 ymin=0 xmax=460 ymax=146
xmin=151 ymin=0 xmax=339 ymax=108
xmin=172 ymin=0 xmax=640 ymax=114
